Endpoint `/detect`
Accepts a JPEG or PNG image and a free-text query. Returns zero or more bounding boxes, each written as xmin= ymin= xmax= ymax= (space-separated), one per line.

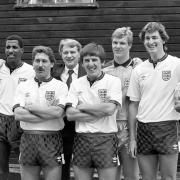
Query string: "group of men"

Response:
xmin=0 ymin=21 xmax=180 ymax=180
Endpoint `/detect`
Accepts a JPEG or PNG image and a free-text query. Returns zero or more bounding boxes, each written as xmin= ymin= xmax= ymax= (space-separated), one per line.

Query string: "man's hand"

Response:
xmin=174 ymin=88 xmax=180 ymax=112
xmin=129 ymin=139 xmax=137 ymax=158
xmin=25 ymin=104 xmax=38 ymax=112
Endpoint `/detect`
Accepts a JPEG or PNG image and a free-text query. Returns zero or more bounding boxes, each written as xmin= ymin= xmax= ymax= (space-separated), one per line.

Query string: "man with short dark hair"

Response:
xmin=0 ymin=35 xmax=34 ymax=180
xmin=66 ymin=42 xmax=122 ymax=180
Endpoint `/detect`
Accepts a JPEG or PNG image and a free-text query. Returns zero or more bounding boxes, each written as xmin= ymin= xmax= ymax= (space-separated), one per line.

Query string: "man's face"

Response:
xmin=5 ymin=40 xmax=23 ymax=68
xmin=112 ymin=36 xmax=131 ymax=59
xmin=82 ymin=55 xmax=102 ymax=81
xmin=61 ymin=45 xmax=80 ymax=69
xmin=33 ymin=53 xmax=54 ymax=80
xmin=144 ymin=31 xmax=165 ymax=55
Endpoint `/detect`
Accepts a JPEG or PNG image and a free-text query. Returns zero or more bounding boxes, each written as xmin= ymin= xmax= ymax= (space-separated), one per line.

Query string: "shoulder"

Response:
xmin=104 ymin=73 xmax=121 ymax=82
xmin=23 ymin=62 xmax=33 ymax=69
xmin=73 ymin=75 xmax=87 ymax=84
xmin=52 ymin=78 xmax=66 ymax=87
xmin=131 ymin=57 xmax=143 ymax=68
xmin=166 ymin=54 xmax=180 ymax=63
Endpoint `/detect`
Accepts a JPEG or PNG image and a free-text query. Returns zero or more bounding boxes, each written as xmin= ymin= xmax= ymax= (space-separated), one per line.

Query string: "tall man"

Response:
xmin=13 ymin=46 xmax=68 ymax=180
xmin=104 ymin=27 xmax=141 ymax=180
xmin=0 ymin=35 xmax=34 ymax=180
xmin=52 ymin=39 xmax=86 ymax=180
xmin=66 ymin=42 xmax=122 ymax=180
xmin=128 ymin=22 xmax=180 ymax=180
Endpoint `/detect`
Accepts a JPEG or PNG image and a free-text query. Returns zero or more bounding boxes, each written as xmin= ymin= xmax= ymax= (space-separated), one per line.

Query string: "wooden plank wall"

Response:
xmin=0 ymin=0 xmax=180 ymax=63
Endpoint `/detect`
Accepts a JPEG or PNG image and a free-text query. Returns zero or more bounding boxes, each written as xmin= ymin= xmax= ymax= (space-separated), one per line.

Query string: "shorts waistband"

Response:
xmin=138 ymin=120 xmax=178 ymax=125
xmin=76 ymin=132 xmax=116 ymax=137
xmin=0 ymin=113 xmax=14 ymax=117
xmin=24 ymin=130 xmax=60 ymax=135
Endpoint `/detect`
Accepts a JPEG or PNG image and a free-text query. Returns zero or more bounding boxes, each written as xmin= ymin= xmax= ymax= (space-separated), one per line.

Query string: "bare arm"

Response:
xmin=66 ymin=106 xmax=97 ymax=122
xmin=25 ymin=104 xmax=64 ymax=120
xmin=77 ymin=102 xmax=117 ymax=118
xmin=128 ymin=100 xmax=139 ymax=158
xmin=14 ymin=107 xmax=45 ymax=123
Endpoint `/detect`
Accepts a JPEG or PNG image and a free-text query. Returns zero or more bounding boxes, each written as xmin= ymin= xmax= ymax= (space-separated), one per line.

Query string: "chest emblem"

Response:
xmin=45 ymin=91 xmax=55 ymax=101
xmin=124 ymin=78 xmax=130 ymax=87
xmin=98 ymin=89 xmax=108 ymax=102
xmin=18 ymin=78 xmax=27 ymax=84
xmin=162 ymin=71 xmax=171 ymax=81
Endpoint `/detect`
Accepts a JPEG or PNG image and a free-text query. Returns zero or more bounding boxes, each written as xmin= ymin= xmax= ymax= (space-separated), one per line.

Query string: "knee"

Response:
xmin=123 ymin=174 xmax=139 ymax=180
xmin=161 ymin=174 xmax=176 ymax=180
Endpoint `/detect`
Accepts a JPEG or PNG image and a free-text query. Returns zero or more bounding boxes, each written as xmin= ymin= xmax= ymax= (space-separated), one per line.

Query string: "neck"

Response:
xmin=36 ymin=75 xmax=51 ymax=82
xmin=150 ymin=51 xmax=166 ymax=62
xmin=88 ymin=71 xmax=102 ymax=82
xmin=6 ymin=60 xmax=22 ymax=71
xmin=114 ymin=54 xmax=130 ymax=65
xmin=66 ymin=64 xmax=77 ymax=70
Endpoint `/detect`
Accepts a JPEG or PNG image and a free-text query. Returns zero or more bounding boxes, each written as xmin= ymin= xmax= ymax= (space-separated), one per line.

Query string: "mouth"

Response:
xmin=88 ymin=67 xmax=96 ymax=73
xmin=114 ymin=49 xmax=122 ymax=53
xmin=37 ymin=69 xmax=44 ymax=73
xmin=7 ymin=54 xmax=15 ymax=58
xmin=66 ymin=58 xmax=74 ymax=63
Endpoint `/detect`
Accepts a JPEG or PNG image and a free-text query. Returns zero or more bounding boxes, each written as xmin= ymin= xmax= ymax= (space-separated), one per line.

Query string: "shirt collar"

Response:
xmin=148 ymin=53 xmax=168 ymax=68
xmin=113 ymin=58 xmax=133 ymax=68
xmin=5 ymin=62 xmax=24 ymax=73
xmin=34 ymin=76 xmax=53 ymax=86
xmin=64 ymin=64 xmax=79 ymax=75
xmin=87 ymin=71 xmax=105 ymax=86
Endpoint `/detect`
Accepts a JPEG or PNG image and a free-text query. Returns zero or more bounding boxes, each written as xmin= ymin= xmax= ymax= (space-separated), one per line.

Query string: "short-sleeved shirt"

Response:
xmin=104 ymin=59 xmax=133 ymax=121
xmin=13 ymin=78 xmax=68 ymax=131
xmin=67 ymin=73 xmax=122 ymax=133
xmin=0 ymin=61 xmax=35 ymax=115
xmin=127 ymin=55 xmax=180 ymax=123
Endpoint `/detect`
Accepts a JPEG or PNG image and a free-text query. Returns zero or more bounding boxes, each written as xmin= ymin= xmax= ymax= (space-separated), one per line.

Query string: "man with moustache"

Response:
xmin=0 ymin=35 xmax=34 ymax=180
xmin=13 ymin=46 xmax=68 ymax=180
xmin=52 ymin=39 xmax=86 ymax=180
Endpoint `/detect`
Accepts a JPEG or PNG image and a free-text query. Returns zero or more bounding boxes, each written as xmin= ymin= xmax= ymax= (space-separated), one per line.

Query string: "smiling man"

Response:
xmin=66 ymin=42 xmax=122 ymax=180
xmin=103 ymin=27 xmax=141 ymax=180
xmin=127 ymin=22 xmax=180 ymax=180
xmin=52 ymin=39 xmax=86 ymax=180
xmin=0 ymin=35 xmax=34 ymax=180
xmin=13 ymin=46 xmax=68 ymax=180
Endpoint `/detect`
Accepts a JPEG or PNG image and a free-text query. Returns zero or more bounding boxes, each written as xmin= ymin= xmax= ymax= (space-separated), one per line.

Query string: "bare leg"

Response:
xmin=137 ymin=154 xmax=158 ymax=180
xmin=73 ymin=165 xmax=93 ymax=180
xmin=118 ymin=146 xmax=139 ymax=180
xmin=159 ymin=153 xmax=178 ymax=180
xmin=98 ymin=167 xmax=117 ymax=180
xmin=43 ymin=165 xmax=62 ymax=180
xmin=20 ymin=165 xmax=41 ymax=180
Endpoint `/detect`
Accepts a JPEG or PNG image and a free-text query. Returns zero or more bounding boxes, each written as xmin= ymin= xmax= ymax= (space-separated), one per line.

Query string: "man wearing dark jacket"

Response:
xmin=52 ymin=39 xmax=86 ymax=180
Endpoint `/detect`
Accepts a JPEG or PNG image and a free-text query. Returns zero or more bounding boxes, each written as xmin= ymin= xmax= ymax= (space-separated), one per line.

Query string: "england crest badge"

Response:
xmin=98 ymin=89 xmax=107 ymax=102
xmin=162 ymin=70 xmax=171 ymax=81
xmin=45 ymin=91 xmax=55 ymax=101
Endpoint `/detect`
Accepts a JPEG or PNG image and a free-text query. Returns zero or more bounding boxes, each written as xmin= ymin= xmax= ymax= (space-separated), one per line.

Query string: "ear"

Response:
xmin=20 ymin=48 xmax=24 ymax=54
xmin=51 ymin=62 xmax=54 ymax=68
xmin=129 ymin=44 xmax=132 ymax=49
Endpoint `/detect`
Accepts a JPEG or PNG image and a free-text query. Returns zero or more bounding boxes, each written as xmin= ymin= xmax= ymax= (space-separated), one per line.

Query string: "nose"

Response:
xmin=39 ymin=61 xmax=43 ymax=66
xmin=8 ymin=47 xmax=14 ymax=53
xmin=88 ymin=60 xmax=94 ymax=66
xmin=67 ymin=52 xmax=72 ymax=58
xmin=148 ymin=38 xmax=154 ymax=44
xmin=116 ymin=43 xmax=121 ymax=48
